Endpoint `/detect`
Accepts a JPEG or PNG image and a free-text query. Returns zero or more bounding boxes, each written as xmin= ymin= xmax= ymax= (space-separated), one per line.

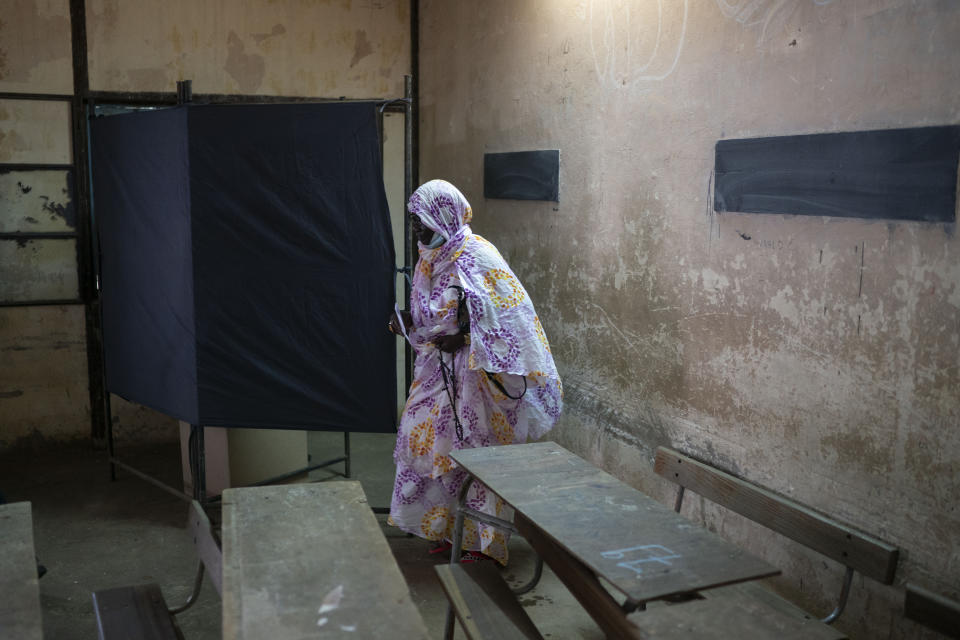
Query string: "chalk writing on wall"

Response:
xmin=588 ymin=0 xmax=690 ymax=88
xmin=714 ymin=0 xmax=837 ymax=48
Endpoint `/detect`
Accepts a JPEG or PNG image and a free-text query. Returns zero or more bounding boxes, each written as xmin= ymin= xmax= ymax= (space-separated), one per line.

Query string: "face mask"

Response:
xmin=425 ymin=233 xmax=445 ymax=249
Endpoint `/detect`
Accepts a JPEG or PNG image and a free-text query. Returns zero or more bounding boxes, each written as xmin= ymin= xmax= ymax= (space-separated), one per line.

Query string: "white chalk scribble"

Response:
xmin=715 ymin=0 xmax=838 ymax=48
xmin=588 ymin=0 xmax=690 ymax=88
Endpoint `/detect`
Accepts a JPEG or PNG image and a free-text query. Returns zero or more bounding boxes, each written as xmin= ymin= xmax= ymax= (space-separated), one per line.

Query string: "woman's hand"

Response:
xmin=434 ymin=333 xmax=467 ymax=353
xmin=389 ymin=310 xmax=413 ymax=335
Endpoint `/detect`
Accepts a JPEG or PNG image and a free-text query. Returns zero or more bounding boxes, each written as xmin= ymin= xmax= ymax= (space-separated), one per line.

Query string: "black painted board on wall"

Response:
xmin=714 ymin=125 xmax=960 ymax=222
xmin=91 ymin=102 xmax=396 ymax=432
xmin=484 ymin=150 xmax=560 ymax=201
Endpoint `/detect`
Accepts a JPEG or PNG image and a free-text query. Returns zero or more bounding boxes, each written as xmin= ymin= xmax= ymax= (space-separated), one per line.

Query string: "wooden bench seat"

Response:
xmin=92 ymin=500 xmax=221 ymax=640
xmin=435 ymin=562 xmax=544 ymax=640
xmin=221 ymin=482 xmax=430 ymax=639
xmin=0 ymin=502 xmax=44 ymax=640
xmin=630 ymin=581 xmax=847 ymax=639
xmin=92 ymin=584 xmax=184 ymax=640
xmin=905 ymin=583 xmax=960 ymax=639
xmin=629 ymin=446 xmax=900 ymax=638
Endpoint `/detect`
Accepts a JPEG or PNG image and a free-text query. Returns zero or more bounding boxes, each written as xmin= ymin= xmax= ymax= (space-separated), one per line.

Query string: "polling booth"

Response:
xmin=90 ymin=101 xmax=398 ymax=496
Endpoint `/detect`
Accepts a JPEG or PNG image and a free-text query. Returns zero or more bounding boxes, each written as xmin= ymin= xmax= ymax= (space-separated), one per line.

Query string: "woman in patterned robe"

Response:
xmin=387 ymin=179 xmax=562 ymax=564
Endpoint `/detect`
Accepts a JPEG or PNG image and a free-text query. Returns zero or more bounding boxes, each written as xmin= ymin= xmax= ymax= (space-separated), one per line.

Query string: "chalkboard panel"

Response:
xmin=484 ymin=150 xmax=559 ymax=201
xmin=714 ymin=126 xmax=960 ymax=222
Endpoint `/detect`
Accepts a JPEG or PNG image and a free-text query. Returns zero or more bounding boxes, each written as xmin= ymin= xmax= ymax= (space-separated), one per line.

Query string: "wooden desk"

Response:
xmin=450 ymin=442 xmax=780 ymax=637
xmin=221 ymin=482 xmax=429 ymax=640
xmin=0 ymin=501 xmax=44 ymax=640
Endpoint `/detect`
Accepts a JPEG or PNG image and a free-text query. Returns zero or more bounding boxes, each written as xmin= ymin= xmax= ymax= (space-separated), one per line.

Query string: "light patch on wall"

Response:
xmin=768 ymin=285 xmax=799 ymax=325
xmin=695 ymin=267 xmax=730 ymax=305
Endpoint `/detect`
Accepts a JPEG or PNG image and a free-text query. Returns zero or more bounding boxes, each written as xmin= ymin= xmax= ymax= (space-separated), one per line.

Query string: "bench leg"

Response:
xmin=168 ymin=562 xmax=205 ymax=615
xmin=512 ymin=555 xmax=543 ymax=596
xmin=444 ymin=477 xmax=474 ymax=640
xmin=822 ymin=566 xmax=855 ymax=624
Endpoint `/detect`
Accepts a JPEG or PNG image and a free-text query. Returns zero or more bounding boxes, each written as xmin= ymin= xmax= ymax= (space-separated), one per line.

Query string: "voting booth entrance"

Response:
xmin=91 ymin=96 xmax=410 ymax=499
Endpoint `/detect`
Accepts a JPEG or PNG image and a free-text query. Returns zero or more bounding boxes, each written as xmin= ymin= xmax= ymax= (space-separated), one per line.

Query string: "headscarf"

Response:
xmin=407 ymin=180 xmax=561 ymax=385
xmin=407 ymin=178 xmax=473 ymax=243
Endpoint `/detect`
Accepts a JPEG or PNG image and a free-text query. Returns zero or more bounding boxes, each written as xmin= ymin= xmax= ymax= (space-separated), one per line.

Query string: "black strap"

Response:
xmin=438 ymin=351 xmax=464 ymax=442
xmin=484 ymin=370 xmax=527 ymax=400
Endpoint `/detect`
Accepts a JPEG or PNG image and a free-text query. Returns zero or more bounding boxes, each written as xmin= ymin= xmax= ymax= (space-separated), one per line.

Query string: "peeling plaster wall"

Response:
xmin=0 ymin=306 xmax=88 ymax=448
xmin=418 ymin=1 xmax=960 ymax=637
xmin=1 ymin=0 xmax=411 ymax=452
xmin=0 ymin=0 xmax=73 ymax=94
xmin=87 ymin=0 xmax=411 ymax=97
xmin=0 ymin=1 xmax=86 ymax=450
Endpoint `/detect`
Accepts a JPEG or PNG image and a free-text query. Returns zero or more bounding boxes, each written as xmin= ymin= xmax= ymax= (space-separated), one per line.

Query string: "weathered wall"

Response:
xmin=1 ymin=0 xmax=410 ymax=451
xmin=86 ymin=0 xmax=410 ymax=97
xmin=418 ymin=1 xmax=959 ymax=637
xmin=0 ymin=0 xmax=83 ymax=449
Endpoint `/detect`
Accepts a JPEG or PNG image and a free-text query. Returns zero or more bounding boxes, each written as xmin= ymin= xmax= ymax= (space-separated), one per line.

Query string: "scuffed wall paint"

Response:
xmin=0 ymin=306 xmax=89 ymax=448
xmin=0 ymin=1 xmax=80 ymax=452
xmin=0 ymin=98 xmax=71 ymax=164
xmin=0 ymin=0 xmax=73 ymax=94
xmin=419 ymin=1 xmax=959 ymax=638
xmin=86 ymin=0 xmax=411 ymax=97
xmin=0 ymin=238 xmax=78 ymax=300
xmin=2 ymin=0 xmax=412 ymax=451
xmin=0 ymin=169 xmax=75 ymax=233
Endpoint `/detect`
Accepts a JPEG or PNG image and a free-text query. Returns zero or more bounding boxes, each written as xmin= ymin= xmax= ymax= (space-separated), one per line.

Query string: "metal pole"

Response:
xmin=196 ymin=425 xmax=206 ymax=504
xmin=673 ymin=486 xmax=685 ymax=513
xmin=190 ymin=424 xmax=207 ymax=504
xmin=403 ymin=75 xmax=414 ymax=393
xmin=106 ymin=394 xmax=115 ymax=481
xmin=109 ymin=458 xmax=193 ymax=503
xmin=71 ymin=0 xmax=111 ymax=452
xmin=176 ymin=80 xmax=192 ymax=105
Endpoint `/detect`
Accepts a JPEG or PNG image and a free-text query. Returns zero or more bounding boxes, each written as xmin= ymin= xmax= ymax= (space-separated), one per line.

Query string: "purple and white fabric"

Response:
xmin=388 ymin=179 xmax=563 ymax=564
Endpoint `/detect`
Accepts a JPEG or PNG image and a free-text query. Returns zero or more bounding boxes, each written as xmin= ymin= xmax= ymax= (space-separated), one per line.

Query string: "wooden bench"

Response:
xmin=220 ymin=482 xmax=430 ymax=640
xmin=92 ymin=500 xmax=222 ymax=640
xmin=447 ymin=442 xmax=781 ymax=640
xmin=435 ymin=562 xmax=543 ymax=640
xmin=905 ymin=583 xmax=960 ymax=638
xmin=633 ymin=446 xmax=901 ymax=639
xmin=0 ymin=501 xmax=44 ymax=640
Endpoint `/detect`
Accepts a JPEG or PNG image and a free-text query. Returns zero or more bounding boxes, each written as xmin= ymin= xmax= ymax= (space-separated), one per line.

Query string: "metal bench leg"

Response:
xmin=511 ymin=554 xmax=544 ymax=595
xmin=822 ymin=566 xmax=855 ymax=624
xmin=168 ymin=562 xmax=205 ymax=615
xmin=443 ymin=477 xmax=475 ymax=640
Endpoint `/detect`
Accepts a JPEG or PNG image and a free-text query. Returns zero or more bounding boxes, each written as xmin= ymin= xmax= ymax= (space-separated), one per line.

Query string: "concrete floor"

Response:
xmin=0 ymin=432 xmax=605 ymax=639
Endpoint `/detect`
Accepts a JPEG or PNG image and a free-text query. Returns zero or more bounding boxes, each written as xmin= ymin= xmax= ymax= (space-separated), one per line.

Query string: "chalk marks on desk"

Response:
xmin=317 ymin=584 xmax=356 ymax=631
xmin=601 ymin=544 xmax=682 ymax=577
xmin=319 ymin=584 xmax=343 ymax=615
